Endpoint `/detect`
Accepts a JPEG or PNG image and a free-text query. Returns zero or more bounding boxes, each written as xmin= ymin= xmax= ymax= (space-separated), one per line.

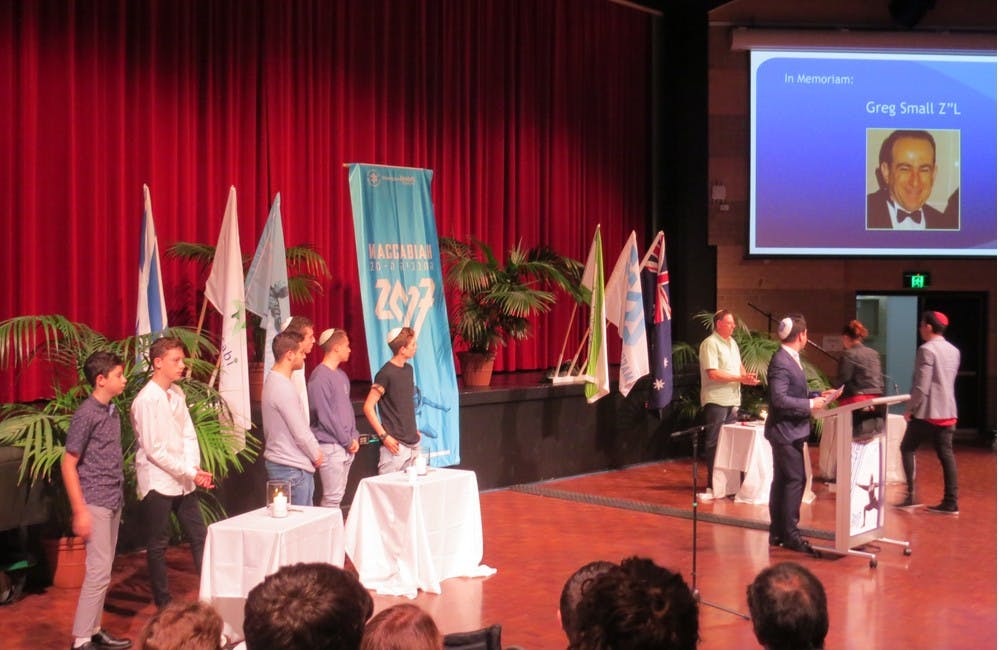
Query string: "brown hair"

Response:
xmin=361 ymin=603 xmax=442 ymax=650
xmin=320 ymin=328 xmax=349 ymax=353
xmin=272 ymin=331 xmax=304 ymax=361
xmin=388 ymin=327 xmax=416 ymax=355
xmin=148 ymin=336 xmax=185 ymax=363
xmin=244 ymin=563 xmax=373 ymax=650
xmin=284 ymin=315 xmax=314 ymax=335
xmin=139 ymin=601 xmax=223 ymax=650
xmin=841 ymin=320 xmax=869 ymax=341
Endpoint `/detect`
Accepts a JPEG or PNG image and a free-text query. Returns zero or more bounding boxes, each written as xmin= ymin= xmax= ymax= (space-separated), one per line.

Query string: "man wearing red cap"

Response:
xmin=896 ymin=311 xmax=961 ymax=514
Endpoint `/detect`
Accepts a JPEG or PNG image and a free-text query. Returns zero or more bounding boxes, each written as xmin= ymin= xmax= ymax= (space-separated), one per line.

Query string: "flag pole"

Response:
xmin=552 ymin=325 xmax=591 ymax=385
xmin=191 ymin=294 xmax=211 ymax=361
xmin=567 ymin=325 xmax=591 ymax=375
xmin=554 ymin=302 xmax=579 ymax=377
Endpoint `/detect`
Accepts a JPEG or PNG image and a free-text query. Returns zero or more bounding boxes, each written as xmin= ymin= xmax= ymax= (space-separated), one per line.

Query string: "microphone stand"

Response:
xmin=670 ymin=424 xmax=750 ymax=620
xmin=747 ymin=301 xmax=837 ymax=362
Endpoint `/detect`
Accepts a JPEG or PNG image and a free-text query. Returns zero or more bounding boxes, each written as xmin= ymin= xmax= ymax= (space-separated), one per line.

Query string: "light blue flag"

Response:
xmin=136 ymin=184 xmax=168 ymax=338
xmin=348 ymin=164 xmax=460 ymax=467
xmin=245 ymin=193 xmax=290 ymax=377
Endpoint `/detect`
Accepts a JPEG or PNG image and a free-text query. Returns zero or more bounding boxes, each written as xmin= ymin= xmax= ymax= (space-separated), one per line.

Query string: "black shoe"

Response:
xmin=926 ymin=502 xmax=959 ymax=515
xmin=70 ymin=643 xmax=97 ymax=650
xmin=894 ymin=495 xmax=920 ymax=508
xmin=784 ymin=539 xmax=819 ymax=557
xmin=91 ymin=630 xmax=132 ymax=649
xmin=768 ymin=536 xmax=783 ymax=547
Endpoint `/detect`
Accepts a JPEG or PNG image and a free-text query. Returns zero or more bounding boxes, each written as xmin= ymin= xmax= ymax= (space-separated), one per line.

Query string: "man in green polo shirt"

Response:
xmin=699 ymin=309 xmax=759 ymax=500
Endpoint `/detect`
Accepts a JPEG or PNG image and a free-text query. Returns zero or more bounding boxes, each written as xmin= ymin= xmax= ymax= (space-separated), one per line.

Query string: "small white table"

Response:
xmin=818 ymin=412 xmax=906 ymax=484
xmin=712 ymin=422 xmax=815 ymax=505
xmin=199 ymin=506 xmax=345 ymax=639
xmin=345 ymin=468 xmax=496 ymax=598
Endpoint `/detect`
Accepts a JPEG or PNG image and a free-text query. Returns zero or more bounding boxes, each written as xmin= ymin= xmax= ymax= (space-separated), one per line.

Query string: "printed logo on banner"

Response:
xmin=373 ymin=278 xmax=435 ymax=335
xmin=367 ymin=171 xmax=380 ymax=187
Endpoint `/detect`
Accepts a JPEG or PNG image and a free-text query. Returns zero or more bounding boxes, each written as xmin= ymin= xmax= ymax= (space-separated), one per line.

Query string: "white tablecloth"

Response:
xmin=199 ymin=506 xmax=345 ymax=638
xmin=712 ymin=422 xmax=815 ymax=505
xmin=345 ymin=468 xmax=496 ymax=598
xmin=818 ymin=412 xmax=906 ymax=484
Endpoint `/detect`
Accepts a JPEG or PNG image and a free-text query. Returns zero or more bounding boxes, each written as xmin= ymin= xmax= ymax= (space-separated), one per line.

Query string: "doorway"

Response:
xmin=855 ymin=291 xmax=988 ymax=441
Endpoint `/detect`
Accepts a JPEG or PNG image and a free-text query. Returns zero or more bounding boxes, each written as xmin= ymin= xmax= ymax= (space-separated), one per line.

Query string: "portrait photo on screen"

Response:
xmin=749 ymin=49 xmax=995 ymax=257
xmin=865 ymin=128 xmax=960 ymax=231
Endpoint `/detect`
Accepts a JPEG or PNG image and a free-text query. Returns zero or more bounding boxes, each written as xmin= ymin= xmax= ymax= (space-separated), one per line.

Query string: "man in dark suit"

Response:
xmin=866 ymin=129 xmax=958 ymax=230
xmin=764 ymin=314 xmax=837 ymax=555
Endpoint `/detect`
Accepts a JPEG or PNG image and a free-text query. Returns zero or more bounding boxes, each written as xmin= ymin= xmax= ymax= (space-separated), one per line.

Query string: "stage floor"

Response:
xmin=3 ymin=444 xmax=995 ymax=649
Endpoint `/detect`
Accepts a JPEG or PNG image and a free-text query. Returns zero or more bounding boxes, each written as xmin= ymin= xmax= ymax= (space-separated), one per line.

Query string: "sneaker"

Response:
xmin=926 ymin=502 xmax=959 ymax=515
xmin=894 ymin=495 xmax=920 ymax=508
xmin=697 ymin=491 xmax=715 ymax=503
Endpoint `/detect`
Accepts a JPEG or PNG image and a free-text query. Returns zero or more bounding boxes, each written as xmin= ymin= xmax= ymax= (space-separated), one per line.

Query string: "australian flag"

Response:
xmin=640 ymin=231 xmax=673 ymax=410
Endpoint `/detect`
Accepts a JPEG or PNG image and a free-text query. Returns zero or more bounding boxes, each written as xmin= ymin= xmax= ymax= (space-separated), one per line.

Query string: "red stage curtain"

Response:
xmin=0 ymin=0 xmax=650 ymax=401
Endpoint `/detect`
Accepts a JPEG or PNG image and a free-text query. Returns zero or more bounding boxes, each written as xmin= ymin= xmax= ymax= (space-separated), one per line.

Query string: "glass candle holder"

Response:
xmin=413 ymin=446 xmax=428 ymax=475
xmin=267 ymin=479 xmax=291 ymax=518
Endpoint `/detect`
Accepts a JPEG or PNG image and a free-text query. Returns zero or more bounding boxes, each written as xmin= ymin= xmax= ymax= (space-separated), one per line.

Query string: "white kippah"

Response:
xmin=777 ymin=317 xmax=793 ymax=340
xmin=280 ymin=316 xmax=294 ymax=332
xmin=386 ymin=327 xmax=403 ymax=344
xmin=318 ymin=328 xmax=336 ymax=346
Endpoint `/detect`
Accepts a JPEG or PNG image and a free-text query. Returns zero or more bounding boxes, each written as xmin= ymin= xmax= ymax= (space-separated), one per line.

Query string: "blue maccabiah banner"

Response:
xmin=348 ymin=163 xmax=460 ymax=466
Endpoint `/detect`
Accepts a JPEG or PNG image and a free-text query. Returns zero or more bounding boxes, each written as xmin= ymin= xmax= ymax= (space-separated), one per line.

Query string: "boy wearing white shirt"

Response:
xmin=131 ymin=337 xmax=214 ymax=609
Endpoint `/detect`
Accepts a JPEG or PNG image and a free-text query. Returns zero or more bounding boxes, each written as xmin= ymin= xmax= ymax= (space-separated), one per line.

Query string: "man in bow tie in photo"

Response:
xmin=865 ymin=129 xmax=959 ymax=230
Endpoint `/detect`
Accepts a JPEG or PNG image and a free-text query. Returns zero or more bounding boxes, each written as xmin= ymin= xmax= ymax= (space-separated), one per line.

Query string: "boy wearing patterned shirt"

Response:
xmin=62 ymin=351 xmax=132 ymax=650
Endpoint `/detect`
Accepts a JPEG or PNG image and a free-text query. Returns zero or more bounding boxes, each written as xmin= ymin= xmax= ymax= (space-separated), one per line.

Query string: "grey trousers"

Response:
xmin=378 ymin=441 xmax=418 ymax=475
xmin=317 ymin=442 xmax=355 ymax=508
xmin=71 ymin=504 xmax=122 ymax=638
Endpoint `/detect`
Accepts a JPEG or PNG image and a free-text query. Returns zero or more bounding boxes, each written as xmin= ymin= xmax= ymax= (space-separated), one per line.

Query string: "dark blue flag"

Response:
xmin=640 ymin=231 xmax=673 ymax=409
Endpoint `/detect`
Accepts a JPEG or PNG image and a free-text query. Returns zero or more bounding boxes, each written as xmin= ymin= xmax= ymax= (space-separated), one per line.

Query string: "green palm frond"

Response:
xmin=0 ymin=313 xmax=258 ymax=533
xmin=440 ymin=236 xmax=584 ymax=354
xmin=166 ymin=242 xmax=218 ymax=270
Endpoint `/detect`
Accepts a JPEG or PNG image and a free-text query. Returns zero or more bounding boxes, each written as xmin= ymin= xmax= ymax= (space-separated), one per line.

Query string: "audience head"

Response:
xmin=569 ymin=556 xmax=699 ymax=650
xmin=559 ymin=560 xmax=617 ymax=641
xmin=361 ymin=603 xmax=442 ymax=650
xmin=139 ymin=600 xmax=223 ymax=650
xmin=746 ymin=562 xmax=828 ymax=650
xmin=244 ymin=563 xmax=374 ymax=650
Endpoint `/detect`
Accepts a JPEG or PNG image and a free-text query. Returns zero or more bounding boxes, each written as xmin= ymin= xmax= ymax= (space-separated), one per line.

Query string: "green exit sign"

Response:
xmin=904 ymin=271 xmax=931 ymax=289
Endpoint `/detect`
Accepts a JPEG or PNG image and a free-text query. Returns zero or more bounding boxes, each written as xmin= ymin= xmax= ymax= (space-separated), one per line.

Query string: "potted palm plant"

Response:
xmin=0 ymin=315 xmax=257 ymax=586
xmin=439 ymin=237 xmax=584 ymax=386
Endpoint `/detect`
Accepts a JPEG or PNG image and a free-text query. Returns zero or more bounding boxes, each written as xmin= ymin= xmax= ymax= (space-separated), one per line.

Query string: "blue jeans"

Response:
xmin=265 ymin=460 xmax=315 ymax=506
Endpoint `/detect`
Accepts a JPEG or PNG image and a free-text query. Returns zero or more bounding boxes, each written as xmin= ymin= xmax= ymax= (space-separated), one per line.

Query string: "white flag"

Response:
xmin=244 ymin=192 xmax=290 ymax=379
xmin=136 ymin=184 xmax=168 ymax=338
xmin=606 ymin=231 xmax=649 ymax=396
xmin=205 ymin=187 xmax=252 ymax=432
xmin=581 ymin=226 xmax=609 ymax=403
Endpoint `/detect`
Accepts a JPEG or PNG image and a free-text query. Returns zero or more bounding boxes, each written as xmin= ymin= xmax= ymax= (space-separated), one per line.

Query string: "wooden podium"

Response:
xmin=811 ymin=395 xmax=913 ymax=567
